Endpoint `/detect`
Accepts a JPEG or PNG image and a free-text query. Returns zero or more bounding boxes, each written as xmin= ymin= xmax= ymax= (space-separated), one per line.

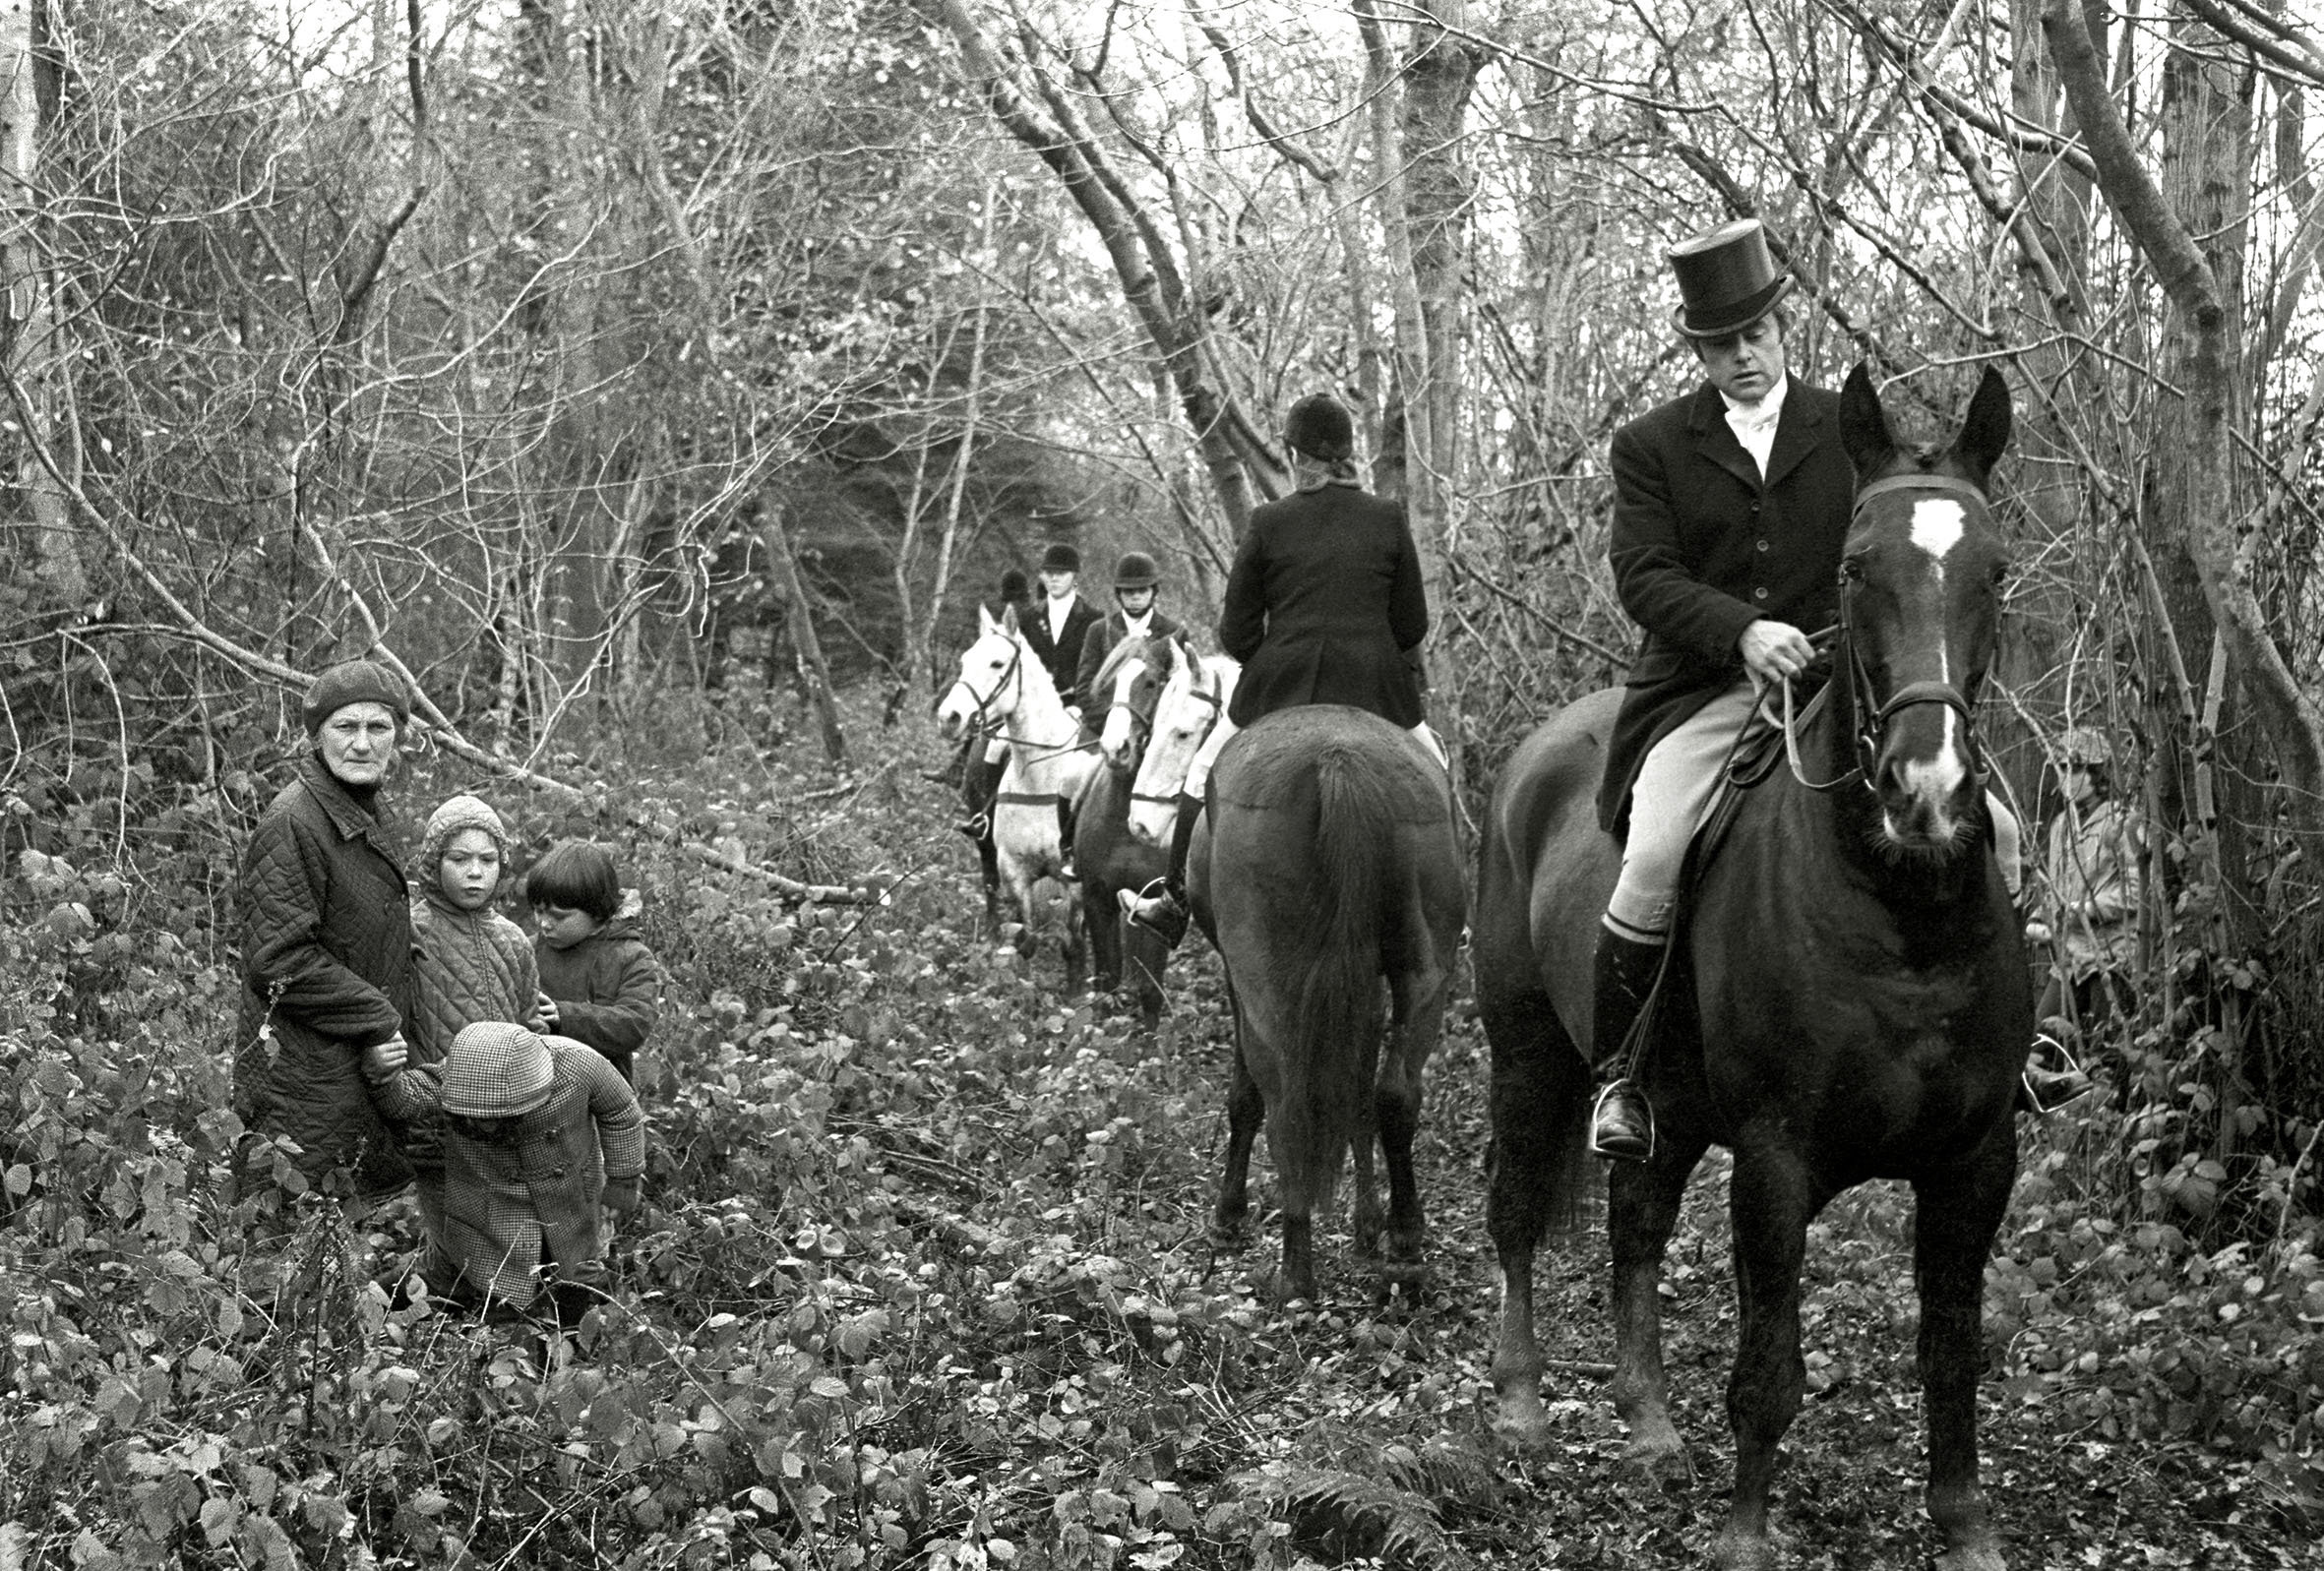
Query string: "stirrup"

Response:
xmin=954 ymin=813 xmax=990 ymax=841
xmin=1122 ymin=880 xmax=1188 ymax=945
xmin=2018 ymin=1033 xmax=2095 ymax=1116
xmin=1589 ymin=1078 xmax=1655 ymax=1163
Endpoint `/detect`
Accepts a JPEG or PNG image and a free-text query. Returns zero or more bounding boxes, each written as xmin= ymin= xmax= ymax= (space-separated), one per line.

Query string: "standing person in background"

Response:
xmin=234 ymin=658 xmax=419 ymax=1210
xmin=1071 ymin=551 xmax=1182 ymax=714
xmin=1018 ymin=543 xmax=1101 ymax=717
xmin=525 ymin=839 xmax=663 ymax=1086
xmin=402 ymin=793 xmax=542 ymax=1250
xmin=2020 ymin=727 xmax=2135 ymax=1111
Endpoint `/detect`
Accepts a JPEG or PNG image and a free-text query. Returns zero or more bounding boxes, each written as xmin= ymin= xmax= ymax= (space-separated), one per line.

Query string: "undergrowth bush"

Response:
xmin=0 ymin=686 xmax=2316 ymax=1565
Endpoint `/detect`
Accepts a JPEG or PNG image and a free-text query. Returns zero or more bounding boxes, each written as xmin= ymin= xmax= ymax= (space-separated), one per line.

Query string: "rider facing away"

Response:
xmin=1128 ymin=392 xmax=1444 ymax=947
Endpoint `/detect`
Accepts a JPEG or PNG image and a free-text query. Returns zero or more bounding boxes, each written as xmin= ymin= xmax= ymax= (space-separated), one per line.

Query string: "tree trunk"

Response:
xmin=0 ymin=0 xmax=83 ymax=609
xmin=763 ymin=497 xmax=847 ymax=765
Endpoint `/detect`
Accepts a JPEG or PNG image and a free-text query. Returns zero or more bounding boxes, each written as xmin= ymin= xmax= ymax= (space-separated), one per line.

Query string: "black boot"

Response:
xmin=954 ymin=756 xmax=1007 ymax=841
xmin=1125 ymin=793 xmax=1201 ymax=947
xmin=1589 ymin=930 xmax=1667 ymax=1162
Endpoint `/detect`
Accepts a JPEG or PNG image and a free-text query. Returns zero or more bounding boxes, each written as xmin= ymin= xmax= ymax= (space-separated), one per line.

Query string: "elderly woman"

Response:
xmin=232 ymin=659 xmax=418 ymax=1207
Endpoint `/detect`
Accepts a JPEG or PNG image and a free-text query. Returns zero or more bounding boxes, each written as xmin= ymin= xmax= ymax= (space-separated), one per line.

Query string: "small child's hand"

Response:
xmin=536 ymin=992 xmax=560 ymax=1030
xmin=364 ymin=1036 xmax=409 ymax=1080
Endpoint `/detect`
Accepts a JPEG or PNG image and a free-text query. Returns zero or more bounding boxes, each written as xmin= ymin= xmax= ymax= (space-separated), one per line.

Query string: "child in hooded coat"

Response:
xmin=524 ymin=840 xmax=662 ymax=1085
xmin=369 ymin=1021 xmax=643 ymax=1318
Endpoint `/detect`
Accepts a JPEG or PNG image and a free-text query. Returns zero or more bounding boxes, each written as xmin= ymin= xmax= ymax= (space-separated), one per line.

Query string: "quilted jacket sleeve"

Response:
xmin=240 ymin=808 xmax=404 ymax=1047
xmin=554 ymin=939 xmax=659 ymax=1059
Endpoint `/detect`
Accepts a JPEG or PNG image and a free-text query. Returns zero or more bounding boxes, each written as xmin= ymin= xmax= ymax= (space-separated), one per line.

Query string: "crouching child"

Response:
xmin=368 ymin=1020 xmax=644 ymax=1323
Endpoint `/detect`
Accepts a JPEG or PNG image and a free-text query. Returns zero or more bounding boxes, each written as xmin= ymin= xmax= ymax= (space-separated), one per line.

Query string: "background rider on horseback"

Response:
xmin=1128 ymin=392 xmax=1444 ymax=946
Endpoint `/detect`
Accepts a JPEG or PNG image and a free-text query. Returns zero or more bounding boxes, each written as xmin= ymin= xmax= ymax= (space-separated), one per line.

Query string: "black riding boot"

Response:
xmin=1589 ymin=930 xmax=1666 ymax=1162
xmin=1125 ymin=794 xmax=1201 ymax=947
xmin=954 ymin=756 xmax=1007 ymax=841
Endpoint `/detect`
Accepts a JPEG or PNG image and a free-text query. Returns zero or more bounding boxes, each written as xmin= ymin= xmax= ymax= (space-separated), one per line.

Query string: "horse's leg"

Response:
xmin=1209 ymin=985 xmax=1262 ymax=1251
xmin=1082 ymin=872 xmax=1121 ymax=996
xmin=1915 ymin=1143 xmax=2015 ymax=1571
xmin=1609 ymin=1125 xmax=1711 ymax=1478
xmin=1483 ymin=986 xmax=1590 ymax=1444
xmin=1123 ymin=923 xmax=1166 ymax=1031
xmin=1371 ymin=963 xmax=1448 ymax=1295
xmin=978 ymin=834 xmax=1002 ymax=926
xmin=1712 ymin=1146 xmax=1818 ymax=1571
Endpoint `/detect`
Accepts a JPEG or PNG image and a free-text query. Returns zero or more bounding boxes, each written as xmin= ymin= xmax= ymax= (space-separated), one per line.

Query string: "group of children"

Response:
xmin=366 ymin=797 xmax=663 ymax=1322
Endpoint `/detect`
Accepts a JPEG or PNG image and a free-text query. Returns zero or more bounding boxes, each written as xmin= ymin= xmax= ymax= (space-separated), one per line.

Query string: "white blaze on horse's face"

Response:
xmin=1891 ymin=497 xmax=1972 ymax=814
xmin=1127 ymin=646 xmax=1208 ymax=845
xmin=1099 ymin=655 xmax=1148 ymax=767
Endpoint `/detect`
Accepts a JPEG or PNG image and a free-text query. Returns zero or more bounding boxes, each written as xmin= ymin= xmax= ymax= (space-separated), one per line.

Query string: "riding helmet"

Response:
xmin=1285 ymin=393 xmax=1355 ymax=462
xmin=1039 ymin=543 xmax=1081 ymax=574
xmin=1113 ymin=551 xmax=1161 ymax=590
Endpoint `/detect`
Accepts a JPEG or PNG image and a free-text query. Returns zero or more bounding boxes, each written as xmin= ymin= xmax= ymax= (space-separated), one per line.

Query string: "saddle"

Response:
xmin=1622 ymin=677 xmax=1834 ymax=1067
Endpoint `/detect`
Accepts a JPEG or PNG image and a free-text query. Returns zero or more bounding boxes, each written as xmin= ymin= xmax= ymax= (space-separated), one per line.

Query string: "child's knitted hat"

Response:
xmin=441 ymin=1022 xmax=554 ymax=1118
xmin=420 ymin=794 xmax=511 ymax=876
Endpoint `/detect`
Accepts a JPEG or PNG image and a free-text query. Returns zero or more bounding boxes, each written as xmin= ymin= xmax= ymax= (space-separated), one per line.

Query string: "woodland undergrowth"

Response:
xmin=0 ymin=684 xmax=2318 ymax=1569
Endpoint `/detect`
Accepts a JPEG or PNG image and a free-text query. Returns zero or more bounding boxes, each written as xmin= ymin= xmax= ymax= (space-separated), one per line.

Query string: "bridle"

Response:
xmin=1131 ymin=658 xmax=1222 ymax=814
xmin=941 ymin=632 xmax=1024 ymax=739
xmin=1787 ymin=472 xmax=1990 ymax=794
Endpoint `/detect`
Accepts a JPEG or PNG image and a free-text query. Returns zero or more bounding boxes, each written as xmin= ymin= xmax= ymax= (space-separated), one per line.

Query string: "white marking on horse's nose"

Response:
xmin=1910 ymin=497 xmax=1965 ymax=562
xmin=1895 ymin=708 xmax=1970 ymax=837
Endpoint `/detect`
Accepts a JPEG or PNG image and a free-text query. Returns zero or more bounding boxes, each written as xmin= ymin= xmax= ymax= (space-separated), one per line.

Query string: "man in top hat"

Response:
xmin=1070 ymin=551 xmax=1182 ymax=714
xmin=1020 ymin=543 xmax=1102 ymax=710
xmin=1585 ymin=215 xmax=1859 ymax=1162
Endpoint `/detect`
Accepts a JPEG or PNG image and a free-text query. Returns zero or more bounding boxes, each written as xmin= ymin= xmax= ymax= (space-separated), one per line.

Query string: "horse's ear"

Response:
xmin=1953 ymin=365 xmax=2012 ymax=490
xmin=1000 ymin=603 xmax=1019 ymax=635
xmin=978 ymin=603 xmax=998 ymax=635
xmin=1838 ymin=361 xmax=1894 ymax=478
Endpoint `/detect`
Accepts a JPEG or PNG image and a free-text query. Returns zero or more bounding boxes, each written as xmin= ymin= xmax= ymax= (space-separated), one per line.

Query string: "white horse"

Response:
xmin=1126 ymin=637 xmax=1240 ymax=846
xmin=937 ymin=605 xmax=1099 ymax=973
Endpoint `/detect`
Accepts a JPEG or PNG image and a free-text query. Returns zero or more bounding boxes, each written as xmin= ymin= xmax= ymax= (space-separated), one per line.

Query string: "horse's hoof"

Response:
xmin=1204 ymin=1221 xmax=1246 ymax=1252
xmin=1709 ymin=1526 xmax=1783 ymax=1571
xmin=1621 ymin=1434 xmax=1695 ymax=1491
xmin=1490 ymin=1389 xmax=1554 ymax=1449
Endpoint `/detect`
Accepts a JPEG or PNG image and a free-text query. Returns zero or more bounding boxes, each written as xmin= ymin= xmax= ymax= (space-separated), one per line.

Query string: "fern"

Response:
xmin=1233 ymin=1463 xmax=1477 ymax=1570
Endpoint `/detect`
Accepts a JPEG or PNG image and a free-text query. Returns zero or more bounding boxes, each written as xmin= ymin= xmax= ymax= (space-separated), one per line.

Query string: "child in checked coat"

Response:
xmin=369 ymin=1021 xmax=644 ymax=1319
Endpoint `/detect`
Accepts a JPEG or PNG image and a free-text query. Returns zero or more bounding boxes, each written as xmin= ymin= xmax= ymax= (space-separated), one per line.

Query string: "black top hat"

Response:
xmin=1668 ymin=217 xmax=1793 ymax=338
xmin=1285 ymin=393 xmax=1355 ymax=462
xmin=1038 ymin=543 xmax=1081 ymax=574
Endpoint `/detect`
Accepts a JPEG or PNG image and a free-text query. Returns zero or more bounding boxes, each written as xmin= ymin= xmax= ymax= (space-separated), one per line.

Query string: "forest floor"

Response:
xmin=2 ymin=698 xmax=2315 ymax=1570
xmin=896 ymin=920 xmax=2308 ymax=1571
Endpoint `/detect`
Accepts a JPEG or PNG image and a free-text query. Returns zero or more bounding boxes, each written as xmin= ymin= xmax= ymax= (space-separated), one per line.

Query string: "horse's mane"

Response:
xmin=1090 ymin=633 xmax=1158 ymax=699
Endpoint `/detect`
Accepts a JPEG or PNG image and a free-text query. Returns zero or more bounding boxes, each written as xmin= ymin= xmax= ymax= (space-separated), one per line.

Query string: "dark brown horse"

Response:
xmin=1189 ymin=703 xmax=1466 ymax=1302
xmin=1072 ymin=634 xmax=1175 ymax=1026
xmin=1476 ymin=365 xmax=2025 ymax=1571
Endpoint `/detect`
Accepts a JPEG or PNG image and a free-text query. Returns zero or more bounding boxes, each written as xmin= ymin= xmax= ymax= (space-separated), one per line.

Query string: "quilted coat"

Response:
xmin=1216 ymin=483 xmax=1430 ymax=729
xmin=404 ymin=893 xmax=539 ymax=1171
xmin=534 ymin=907 xmax=661 ymax=1083
xmin=1597 ymin=378 xmax=1855 ymax=833
xmin=234 ymin=755 xmax=414 ymax=1199
xmin=374 ymin=1037 xmax=645 ymax=1308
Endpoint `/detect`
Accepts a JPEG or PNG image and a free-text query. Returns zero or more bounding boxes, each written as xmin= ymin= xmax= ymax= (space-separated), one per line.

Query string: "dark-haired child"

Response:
xmin=523 ymin=840 xmax=662 ymax=1085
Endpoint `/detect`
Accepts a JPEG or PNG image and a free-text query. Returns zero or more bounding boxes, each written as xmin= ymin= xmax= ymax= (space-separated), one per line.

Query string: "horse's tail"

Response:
xmin=1274 ymin=740 xmax=1400 ymax=1218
